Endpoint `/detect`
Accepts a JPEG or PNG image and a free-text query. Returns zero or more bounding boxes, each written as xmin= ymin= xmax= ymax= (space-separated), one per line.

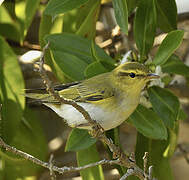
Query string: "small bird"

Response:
xmin=26 ymin=62 xmax=159 ymax=131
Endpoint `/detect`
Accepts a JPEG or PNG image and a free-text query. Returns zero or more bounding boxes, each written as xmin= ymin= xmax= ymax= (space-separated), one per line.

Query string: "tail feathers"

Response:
xmin=24 ymin=88 xmax=47 ymax=94
xmin=25 ymin=93 xmax=59 ymax=104
xmin=24 ymin=81 xmax=80 ymax=93
xmin=25 ymin=93 xmax=49 ymax=100
xmin=24 ymin=81 xmax=80 ymax=104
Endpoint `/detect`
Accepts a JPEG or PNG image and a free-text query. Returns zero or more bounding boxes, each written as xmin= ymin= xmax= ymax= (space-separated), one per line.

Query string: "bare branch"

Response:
xmin=49 ymin=154 xmax=56 ymax=180
xmin=143 ymin=152 xmax=148 ymax=180
xmin=0 ymin=137 xmax=122 ymax=174
xmin=0 ymin=137 xmax=49 ymax=169
xmin=120 ymin=168 xmax=135 ymax=180
xmin=148 ymin=166 xmax=153 ymax=180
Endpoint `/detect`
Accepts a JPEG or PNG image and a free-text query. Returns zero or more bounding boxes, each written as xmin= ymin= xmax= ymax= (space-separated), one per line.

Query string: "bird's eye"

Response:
xmin=129 ymin=72 xmax=135 ymax=78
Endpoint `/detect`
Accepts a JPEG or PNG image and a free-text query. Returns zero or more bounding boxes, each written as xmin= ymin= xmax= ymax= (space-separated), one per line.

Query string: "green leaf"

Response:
xmin=62 ymin=8 xmax=79 ymax=33
xmin=148 ymin=86 xmax=179 ymax=129
xmin=85 ymin=61 xmax=109 ymax=78
xmin=126 ymin=0 xmax=139 ymax=15
xmin=177 ymin=108 xmax=188 ymax=121
xmin=0 ymin=36 xmax=25 ymax=143
xmin=0 ymin=108 xmax=48 ymax=179
xmin=153 ymin=30 xmax=184 ymax=65
xmin=0 ymin=0 xmax=39 ymax=42
xmin=77 ymin=144 xmax=104 ymax=180
xmin=150 ymin=132 xmax=176 ymax=180
xmin=52 ymin=51 xmax=88 ymax=80
xmin=0 ymin=4 xmax=14 ymax=23
xmin=45 ymin=33 xmax=92 ymax=80
xmin=135 ymin=132 xmax=174 ymax=180
xmin=45 ymin=33 xmax=114 ymax=80
xmin=39 ymin=14 xmax=63 ymax=48
xmin=24 ymin=0 xmax=40 ymax=33
xmin=15 ymin=0 xmax=40 ymax=41
xmin=91 ymin=40 xmax=101 ymax=62
xmin=112 ymin=0 xmax=128 ymax=35
xmin=76 ymin=0 xmax=101 ymax=39
xmin=134 ymin=0 xmax=156 ymax=60
xmin=135 ymin=122 xmax=178 ymax=180
xmin=0 ymin=5 xmax=20 ymax=41
xmin=3 ymin=1 xmax=16 ymax=19
xmin=105 ymin=128 xmax=127 ymax=176
xmin=65 ymin=129 xmax=96 ymax=152
xmin=62 ymin=0 xmax=100 ymax=37
xmin=135 ymin=132 xmax=151 ymax=170
xmin=0 ymin=23 xmax=20 ymax=42
xmin=155 ymin=0 xmax=177 ymax=32
xmin=128 ymin=104 xmax=167 ymax=140
xmin=84 ymin=41 xmax=115 ymax=78
xmin=90 ymin=40 xmax=115 ymax=65
xmin=161 ymin=54 xmax=189 ymax=77
xmin=164 ymin=124 xmax=179 ymax=158
xmin=39 ymin=12 xmax=66 ymax=81
xmin=45 ymin=33 xmax=113 ymax=64
xmin=44 ymin=0 xmax=89 ymax=17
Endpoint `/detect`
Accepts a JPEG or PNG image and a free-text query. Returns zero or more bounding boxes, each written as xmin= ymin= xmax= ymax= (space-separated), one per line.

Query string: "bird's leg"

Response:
xmin=75 ymin=123 xmax=91 ymax=129
xmin=75 ymin=119 xmax=105 ymax=138
xmin=89 ymin=119 xmax=105 ymax=138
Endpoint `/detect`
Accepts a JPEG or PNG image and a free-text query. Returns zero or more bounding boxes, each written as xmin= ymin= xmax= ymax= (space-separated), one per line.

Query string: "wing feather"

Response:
xmin=26 ymin=72 xmax=114 ymax=104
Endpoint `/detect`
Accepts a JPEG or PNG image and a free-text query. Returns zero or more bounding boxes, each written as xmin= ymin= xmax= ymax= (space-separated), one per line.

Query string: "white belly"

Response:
xmin=44 ymin=98 xmax=138 ymax=131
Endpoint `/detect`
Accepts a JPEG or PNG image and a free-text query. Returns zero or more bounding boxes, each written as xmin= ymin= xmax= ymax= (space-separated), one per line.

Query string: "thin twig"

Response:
xmin=120 ymin=168 xmax=135 ymax=180
xmin=143 ymin=152 xmax=148 ymax=180
xmin=0 ymin=137 xmax=122 ymax=174
xmin=148 ymin=166 xmax=153 ymax=180
xmin=129 ymin=152 xmax=135 ymax=163
xmin=49 ymin=154 xmax=56 ymax=180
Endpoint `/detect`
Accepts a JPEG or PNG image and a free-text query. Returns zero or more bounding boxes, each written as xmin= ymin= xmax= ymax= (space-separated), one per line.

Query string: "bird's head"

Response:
xmin=112 ymin=62 xmax=159 ymax=93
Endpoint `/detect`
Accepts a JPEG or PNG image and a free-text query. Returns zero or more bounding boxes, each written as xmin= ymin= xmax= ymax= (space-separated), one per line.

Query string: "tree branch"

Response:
xmin=120 ymin=168 xmax=135 ymax=180
xmin=0 ymin=137 xmax=122 ymax=174
xmin=49 ymin=154 xmax=56 ymax=180
xmin=143 ymin=152 xmax=148 ymax=180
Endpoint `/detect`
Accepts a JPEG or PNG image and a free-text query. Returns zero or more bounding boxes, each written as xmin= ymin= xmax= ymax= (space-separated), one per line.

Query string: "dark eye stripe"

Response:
xmin=118 ymin=72 xmax=145 ymax=77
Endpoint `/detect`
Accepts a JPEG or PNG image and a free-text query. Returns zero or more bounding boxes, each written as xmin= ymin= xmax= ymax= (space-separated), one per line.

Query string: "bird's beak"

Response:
xmin=146 ymin=73 xmax=160 ymax=79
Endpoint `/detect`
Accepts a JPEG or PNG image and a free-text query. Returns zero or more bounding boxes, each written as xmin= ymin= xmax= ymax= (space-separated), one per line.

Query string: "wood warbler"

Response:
xmin=26 ymin=62 xmax=159 ymax=130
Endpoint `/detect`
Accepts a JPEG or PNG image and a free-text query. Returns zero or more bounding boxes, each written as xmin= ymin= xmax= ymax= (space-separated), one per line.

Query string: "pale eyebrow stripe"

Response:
xmin=117 ymin=72 xmax=130 ymax=76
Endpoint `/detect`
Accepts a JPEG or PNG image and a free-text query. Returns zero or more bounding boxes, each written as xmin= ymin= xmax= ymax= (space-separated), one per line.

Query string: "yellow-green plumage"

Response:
xmin=26 ymin=62 xmax=158 ymax=130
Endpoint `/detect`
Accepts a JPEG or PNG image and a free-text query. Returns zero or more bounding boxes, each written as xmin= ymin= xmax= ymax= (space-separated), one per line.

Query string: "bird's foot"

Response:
xmin=90 ymin=122 xmax=105 ymax=138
